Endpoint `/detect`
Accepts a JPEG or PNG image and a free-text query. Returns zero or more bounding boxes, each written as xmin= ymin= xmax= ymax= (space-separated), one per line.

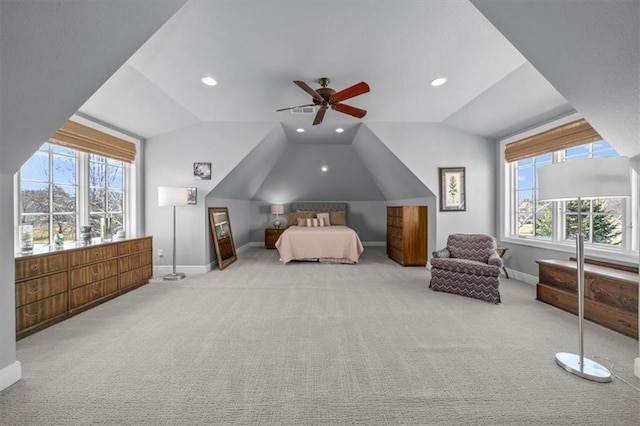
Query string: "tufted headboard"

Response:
xmin=289 ymin=202 xmax=347 ymax=213
xmin=286 ymin=202 xmax=348 ymax=227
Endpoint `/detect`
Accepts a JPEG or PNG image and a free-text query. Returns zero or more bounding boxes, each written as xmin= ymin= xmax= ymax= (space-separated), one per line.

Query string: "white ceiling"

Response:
xmin=79 ymin=0 xmax=571 ymax=143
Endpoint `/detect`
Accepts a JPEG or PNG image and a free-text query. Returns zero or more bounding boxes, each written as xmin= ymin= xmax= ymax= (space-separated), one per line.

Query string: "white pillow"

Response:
xmin=306 ymin=218 xmax=325 ymax=227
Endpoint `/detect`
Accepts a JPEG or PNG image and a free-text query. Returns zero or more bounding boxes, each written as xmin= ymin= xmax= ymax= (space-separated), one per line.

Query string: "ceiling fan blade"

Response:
xmin=330 ymin=81 xmax=370 ymax=103
xmin=276 ymin=103 xmax=316 ymax=112
xmin=333 ymin=102 xmax=367 ymax=119
xmin=313 ymin=107 xmax=327 ymax=125
xmin=294 ymin=80 xmax=323 ymax=102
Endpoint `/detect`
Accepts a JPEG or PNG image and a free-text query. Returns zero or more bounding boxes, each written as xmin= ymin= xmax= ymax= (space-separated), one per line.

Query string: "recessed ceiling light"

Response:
xmin=321 ymin=164 xmax=329 ymax=172
xmin=335 ymin=128 xmax=344 ymax=133
xmin=296 ymin=128 xmax=305 ymax=133
xmin=431 ymin=77 xmax=447 ymax=87
xmin=201 ymin=76 xmax=217 ymax=86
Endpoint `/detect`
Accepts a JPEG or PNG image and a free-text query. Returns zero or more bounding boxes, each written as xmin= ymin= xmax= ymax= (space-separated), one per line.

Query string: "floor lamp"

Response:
xmin=158 ymin=186 xmax=189 ymax=281
xmin=538 ymin=156 xmax=631 ymax=382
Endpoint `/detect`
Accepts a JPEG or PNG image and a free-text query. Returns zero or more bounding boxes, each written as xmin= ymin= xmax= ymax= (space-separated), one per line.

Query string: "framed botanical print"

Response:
xmin=439 ymin=167 xmax=466 ymax=211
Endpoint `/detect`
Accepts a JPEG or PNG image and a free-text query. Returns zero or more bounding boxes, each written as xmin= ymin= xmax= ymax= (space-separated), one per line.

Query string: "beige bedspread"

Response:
xmin=275 ymin=225 xmax=364 ymax=264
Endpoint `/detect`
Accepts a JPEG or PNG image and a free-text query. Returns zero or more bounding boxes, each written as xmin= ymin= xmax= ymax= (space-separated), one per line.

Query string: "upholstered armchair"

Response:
xmin=430 ymin=234 xmax=502 ymax=304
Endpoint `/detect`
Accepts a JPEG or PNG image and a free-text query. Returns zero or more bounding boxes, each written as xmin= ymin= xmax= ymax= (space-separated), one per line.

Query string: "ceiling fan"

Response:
xmin=277 ymin=77 xmax=370 ymax=125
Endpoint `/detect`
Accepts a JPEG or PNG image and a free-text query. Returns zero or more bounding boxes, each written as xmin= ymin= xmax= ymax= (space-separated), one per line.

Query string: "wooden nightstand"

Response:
xmin=265 ymin=227 xmax=285 ymax=249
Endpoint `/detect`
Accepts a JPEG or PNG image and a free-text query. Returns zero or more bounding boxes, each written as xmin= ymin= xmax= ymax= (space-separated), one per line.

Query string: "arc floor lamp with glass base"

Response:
xmin=538 ymin=156 xmax=631 ymax=382
xmin=158 ymin=186 xmax=189 ymax=281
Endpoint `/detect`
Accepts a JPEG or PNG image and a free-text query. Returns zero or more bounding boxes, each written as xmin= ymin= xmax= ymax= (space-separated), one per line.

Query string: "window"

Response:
xmin=509 ymin=140 xmax=629 ymax=250
xmin=18 ymin=143 xmax=127 ymax=249
xmin=514 ymin=153 xmax=551 ymax=238
xmin=20 ymin=143 xmax=79 ymax=245
xmin=89 ymin=154 xmax=125 ymax=235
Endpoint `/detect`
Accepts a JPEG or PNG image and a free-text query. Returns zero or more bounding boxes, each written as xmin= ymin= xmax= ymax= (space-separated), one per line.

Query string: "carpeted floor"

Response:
xmin=1 ymin=246 xmax=639 ymax=425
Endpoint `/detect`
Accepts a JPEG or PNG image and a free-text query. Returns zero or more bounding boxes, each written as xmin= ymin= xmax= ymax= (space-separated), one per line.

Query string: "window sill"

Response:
xmin=501 ymin=235 xmax=639 ymax=266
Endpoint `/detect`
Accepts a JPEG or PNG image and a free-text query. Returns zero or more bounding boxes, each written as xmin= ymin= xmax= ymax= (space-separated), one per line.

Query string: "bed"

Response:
xmin=275 ymin=202 xmax=364 ymax=264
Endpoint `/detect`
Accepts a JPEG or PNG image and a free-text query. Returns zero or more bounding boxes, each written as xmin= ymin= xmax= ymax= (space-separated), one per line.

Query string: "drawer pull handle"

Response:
xmin=30 ymin=264 xmax=39 ymax=272
xmin=91 ymin=283 xmax=102 ymax=293
xmin=25 ymin=309 xmax=39 ymax=318
xmin=27 ymin=285 xmax=39 ymax=294
xmin=617 ymin=319 xmax=631 ymax=328
xmin=94 ymin=251 xmax=100 ymax=257
xmin=92 ymin=267 xmax=100 ymax=276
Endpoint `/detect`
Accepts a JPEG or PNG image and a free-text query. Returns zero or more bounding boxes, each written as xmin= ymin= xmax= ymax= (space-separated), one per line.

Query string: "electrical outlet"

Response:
xmin=158 ymin=249 xmax=163 ymax=258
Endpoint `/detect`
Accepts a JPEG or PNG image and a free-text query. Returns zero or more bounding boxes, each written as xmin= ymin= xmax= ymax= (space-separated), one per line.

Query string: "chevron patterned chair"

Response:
xmin=429 ymin=234 xmax=502 ymax=304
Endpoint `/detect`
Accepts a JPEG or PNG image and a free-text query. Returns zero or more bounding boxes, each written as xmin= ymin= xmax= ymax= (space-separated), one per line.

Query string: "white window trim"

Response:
xmin=498 ymin=112 xmax=638 ymax=265
xmin=14 ymin=115 xmax=144 ymax=251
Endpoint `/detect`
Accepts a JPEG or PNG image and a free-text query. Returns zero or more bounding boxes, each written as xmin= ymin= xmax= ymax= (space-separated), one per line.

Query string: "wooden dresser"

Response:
xmin=15 ymin=236 xmax=153 ymax=340
xmin=386 ymin=206 xmax=427 ymax=266
xmin=536 ymin=259 xmax=638 ymax=339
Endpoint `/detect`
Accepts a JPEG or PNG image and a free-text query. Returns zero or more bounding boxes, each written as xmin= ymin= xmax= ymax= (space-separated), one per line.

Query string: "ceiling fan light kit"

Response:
xmin=277 ymin=77 xmax=370 ymax=125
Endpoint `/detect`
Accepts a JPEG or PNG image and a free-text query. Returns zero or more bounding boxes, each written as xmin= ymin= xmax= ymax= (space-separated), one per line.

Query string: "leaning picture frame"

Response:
xmin=439 ymin=167 xmax=466 ymax=211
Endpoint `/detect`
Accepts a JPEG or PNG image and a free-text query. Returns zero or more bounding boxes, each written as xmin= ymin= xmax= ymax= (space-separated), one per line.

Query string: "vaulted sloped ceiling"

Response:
xmin=0 ymin=0 xmax=187 ymax=174
xmin=210 ymin=124 xmax=432 ymax=203
xmin=471 ymin=0 xmax=640 ymax=157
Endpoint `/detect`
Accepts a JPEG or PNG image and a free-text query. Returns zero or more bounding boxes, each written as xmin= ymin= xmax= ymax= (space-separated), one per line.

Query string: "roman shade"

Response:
xmin=504 ymin=119 xmax=602 ymax=163
xmin=49 ymin=120 xmax=136 ymax=163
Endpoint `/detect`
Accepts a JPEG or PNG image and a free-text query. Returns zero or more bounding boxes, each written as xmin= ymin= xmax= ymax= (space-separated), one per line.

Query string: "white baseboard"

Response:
xmin=635 ymin=357 xmax=640 ymax=379
xmin=0 ymin=360 xmax=22 ymax=391
xmin=507 ymin=270 xmax=538 ymax=285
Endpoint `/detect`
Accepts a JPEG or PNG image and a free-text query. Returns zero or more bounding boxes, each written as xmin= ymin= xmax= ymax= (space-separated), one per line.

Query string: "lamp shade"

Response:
xmin=270 ymin=204 xmax=284 ymax=215
xmin=158 ymin=186 xmax=189 ymax=207
xmin=538 ymin=157 xmax=631 ymax=201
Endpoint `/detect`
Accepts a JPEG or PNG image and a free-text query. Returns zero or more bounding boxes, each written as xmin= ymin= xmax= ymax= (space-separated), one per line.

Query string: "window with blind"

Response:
xmin=503 ymin=117 xmax=635 ymax=255
xmin=16 ymin=121 xmax=135 ymax=251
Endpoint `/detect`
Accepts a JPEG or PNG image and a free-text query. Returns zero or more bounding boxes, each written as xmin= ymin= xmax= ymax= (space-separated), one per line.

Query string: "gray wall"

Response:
xmin=145 ymin=121 xmax=277 ymax=270
xmin=368 ymin=123 xmax=497 ymax=250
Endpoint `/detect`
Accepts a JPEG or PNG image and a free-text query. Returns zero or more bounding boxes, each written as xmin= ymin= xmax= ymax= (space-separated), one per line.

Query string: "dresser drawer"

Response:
xmin=585 ymin=274 xmax=637 ymax=314
xmin=120 ymin=265 xmax=152 ymax=290
xmin=15 ymin=252 xmax=68 ymax=281
xmin=16 ymin=293 xmax=68 ymax=331
xmin=537 ymin=284 xmax=638 ymax=339
xmin=70 ymin=259 xmax=118 ymax=289
xmin=118 ymin=237 xmax=152 ymax=256
xmin=70 ymin=276 xmax=119 ymax=309
xmin=119 ymin=251 xmax=152 ymax=273
xmin=16 ymin=271 xmax=68 ymax=307
xmin=586 ymin=300 xmax=638 ymax=339
xmin=70 ymin=244 xmax=118 ymax=267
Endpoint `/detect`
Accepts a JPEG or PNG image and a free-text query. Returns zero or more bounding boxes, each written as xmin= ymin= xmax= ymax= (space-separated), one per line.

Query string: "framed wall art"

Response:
xmin=439 ymin=167 xmax=466 ymax=211
xmin=187 ymin=187 xmax=197 ymax=205
xmin=193 ymin=162 xmax=211 ymax=180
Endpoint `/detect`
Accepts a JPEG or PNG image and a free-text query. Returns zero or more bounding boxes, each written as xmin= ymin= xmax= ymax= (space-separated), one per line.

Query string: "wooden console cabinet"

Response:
xmin=386 ymin=206 xmax=427 ymax=266
xmin=536 ymin=259 xmax=638 ymax=339
xmin=15 ymin=236 xmax=153 ymax=340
